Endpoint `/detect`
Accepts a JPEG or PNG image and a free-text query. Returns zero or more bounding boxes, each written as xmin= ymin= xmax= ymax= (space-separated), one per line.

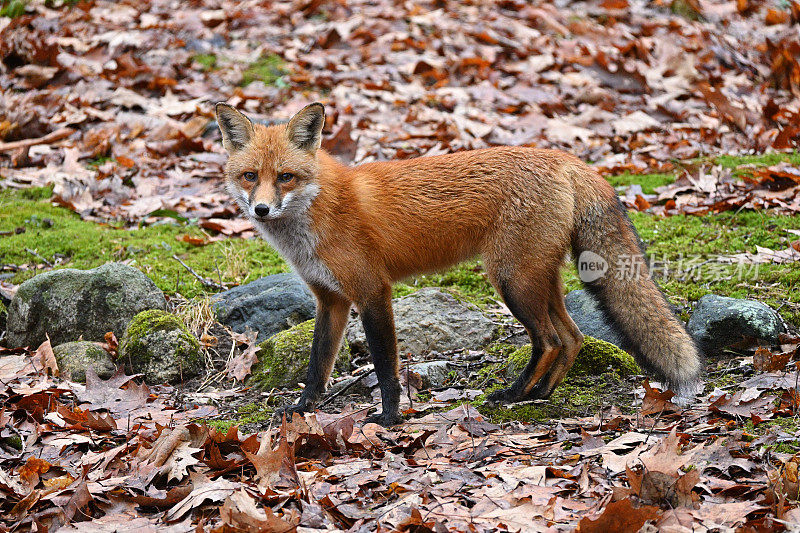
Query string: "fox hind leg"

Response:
xmin=485 ymin=270 xmax=564 ymax=404
xmin=539 ymin=290 xmax=584 ymax=398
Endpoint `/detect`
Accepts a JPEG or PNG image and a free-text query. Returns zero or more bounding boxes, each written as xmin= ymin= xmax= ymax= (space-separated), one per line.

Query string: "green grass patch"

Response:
xmin=241 ymin=54 xmax=287 ymax=87
xmin=1 ymin=0 xmax=26 ymax=17
xmin=0 ymin=188 xmax=287 ymax=298
xmin=192 ymin=54 xmax=218 ymax=72
xmin=2 ymin=156 xmax=799 ymax=326
xmin=605 ymin=172 xmax=675 ymax=194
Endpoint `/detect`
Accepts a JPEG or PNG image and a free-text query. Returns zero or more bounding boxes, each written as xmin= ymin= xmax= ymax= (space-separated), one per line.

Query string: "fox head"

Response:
xmin=215 ymin=102 xmax=325 ymax=222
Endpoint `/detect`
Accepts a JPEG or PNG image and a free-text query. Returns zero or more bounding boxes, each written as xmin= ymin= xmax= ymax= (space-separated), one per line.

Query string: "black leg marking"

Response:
xmin=360 ymin=292 xmax=402 ymax=427
xmin=279 ymin=290 xmax=350 ymax=419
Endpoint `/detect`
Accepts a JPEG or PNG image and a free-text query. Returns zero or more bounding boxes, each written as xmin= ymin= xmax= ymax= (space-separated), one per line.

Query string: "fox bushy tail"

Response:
xmin=571 ymin=196 xmax=702 ymax=400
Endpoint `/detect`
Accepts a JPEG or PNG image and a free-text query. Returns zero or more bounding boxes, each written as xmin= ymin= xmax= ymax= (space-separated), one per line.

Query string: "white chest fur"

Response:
xmin=255 ymin=217 xmax=341 ymax=294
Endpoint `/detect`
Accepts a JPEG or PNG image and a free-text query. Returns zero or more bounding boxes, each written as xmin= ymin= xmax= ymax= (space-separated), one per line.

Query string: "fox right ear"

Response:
xmin=215 ymin=103 xmax=254 ymax=152
xmin=287 ymin=103 xmax=325 ymax=151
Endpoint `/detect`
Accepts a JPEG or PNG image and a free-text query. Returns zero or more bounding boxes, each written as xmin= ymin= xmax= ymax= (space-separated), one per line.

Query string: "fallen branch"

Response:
xmin=171 ymin=254 xmax=226 ymax=291
xmin=0 ymin=128 xmax=76 ymax=152
xmin=318 ymin=374 xmax=370 ymax=409
xmin=25 ymin=248 xmax=53 ymax=268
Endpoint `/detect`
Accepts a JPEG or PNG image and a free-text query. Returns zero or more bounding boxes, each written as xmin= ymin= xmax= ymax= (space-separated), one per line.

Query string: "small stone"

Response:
xmin=564 ymin=290 xmax=627 ymax=349
xmin=411 ymin=361 xmax=452 ymax=389
xmin=6 ymin=263 xmax=166 ymax=348
xmin=52 ymin=341 xmax=116 ymax=383
xmin=346 ymin=288 xmax=497 ymax=357
xmin=249 ymin=319 xmax=350 ymax=391
xmin=687 ymin=294 xmax=785 ymax=354
xmin=214 ymin=273 xmax=315 ymax=340
xmin=119 ymin=310 xmax=202 ymax=384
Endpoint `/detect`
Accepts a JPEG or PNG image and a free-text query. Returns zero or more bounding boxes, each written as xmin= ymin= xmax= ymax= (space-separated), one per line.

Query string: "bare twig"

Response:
xmin=25 ymin=248 xmax=53 ymax=268
xmin=318 ymin=374 xmax=369 ymax=408
xmin=171 ymin=254 xmax=225 ymax=291
xmin=0 ymin=127 xmax=75 ymax=152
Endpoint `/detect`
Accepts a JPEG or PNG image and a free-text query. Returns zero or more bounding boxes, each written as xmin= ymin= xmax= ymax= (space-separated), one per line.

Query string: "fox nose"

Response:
xmin=254 ymin=204 xmax=270 ymax=217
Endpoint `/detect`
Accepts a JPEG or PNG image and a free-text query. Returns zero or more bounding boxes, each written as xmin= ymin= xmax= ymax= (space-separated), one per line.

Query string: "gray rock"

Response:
xmin=565 ymin=290 xmax=627 ymax=348
xmin=53 ymin=341 xmax=116 ymax=383
xmin=119 ymin=310 xmax=203 ymax=384
xmin=346 ymin=288 xmax=497 ymax=356
xmin=6 ymin=263 xmax=166 ymax=348
xmin=214 ymin=273 xmax=315 ymax=340
xmin=687 ymin=294 xmax=785 ymax=353
xmin=411 ymin=361 xmax=452 ymax=389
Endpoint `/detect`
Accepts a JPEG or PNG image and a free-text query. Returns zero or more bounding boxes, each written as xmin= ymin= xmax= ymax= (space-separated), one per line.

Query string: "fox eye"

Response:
xmin=277 ymin=172 xmax=294 ymax=183
xmin=243 ymin=171 xmax=257 ymax=182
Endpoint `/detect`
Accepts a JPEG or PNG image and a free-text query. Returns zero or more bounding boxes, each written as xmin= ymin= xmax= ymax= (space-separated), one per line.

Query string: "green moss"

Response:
xmin=1 ymin=435 xmax=22 ymax=450
xmin=87 ymin=156 xmax=113 ymax=169
xmin=205 ymin=402 xmax=274 ymax=432
xmin=241 ymin=54 xmax=287 ymax=87
xmin=502 ymin=337 xmax=639 ymax=381
xmin=1 ymin=0 xmax=27 ymax=17
xmin=0 ymin=188 xmax=287 ymax=298
xmin=249 ymin=319 xmax=350 ymax=391
xmin=743 ymin=416 xmax=800 ymax=454
xmin=120 ymin=310 xmax=201 ymax=372
xmin=395 ymin=259 xmax=496 ymax=307
xmin=471 ymin=337 xmax=640 ymax=423
xmin=670 ymin=0 xmax=702 ymax=20
xmin=193 ymin=54 xmax=218 ymax=71
xmin=714 ymin=152 xmax=800 ymax=170
xmin=571 ymin=337 xmax=640 ymax=376
xmin=606 ymin=172 xmax=676 ymax=194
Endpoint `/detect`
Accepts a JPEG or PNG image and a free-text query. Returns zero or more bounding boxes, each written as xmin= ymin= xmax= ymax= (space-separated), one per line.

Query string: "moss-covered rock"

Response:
xmin=249 ymin=319 xmax=350 ymax=391
xmin=504 ymin=336 xmax=640 ymax=380
xmin=119 ymin=310 xmax=202 ymax=384
xmin=474 ymin=336 xmax=641 ymax=423
xmin=53 ymin=341 xmax=116 ymax=382
xmin=6 ymin=263 xmax=166 ymax=348
xmin=687 ymin=294 xmax=785 ymax=354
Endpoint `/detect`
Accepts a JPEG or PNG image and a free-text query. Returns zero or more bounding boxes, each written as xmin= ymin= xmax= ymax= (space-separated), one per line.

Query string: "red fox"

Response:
xmin=215 ymin=102 xmax=702 ymax=426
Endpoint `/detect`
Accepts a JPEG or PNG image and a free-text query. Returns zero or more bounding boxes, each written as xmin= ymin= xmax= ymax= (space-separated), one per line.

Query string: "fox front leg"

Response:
xmin=277 ymin=288 xmax=351 ymax=420
xmin=358 ymin=286 xmax=403 ymax=427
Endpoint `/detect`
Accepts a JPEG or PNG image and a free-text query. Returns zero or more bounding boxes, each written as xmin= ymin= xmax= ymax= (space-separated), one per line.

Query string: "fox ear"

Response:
xmin=216 ymin=103 xmax=254 ymax=152
xmin=286 ymin=103 xmax=325 ymax=151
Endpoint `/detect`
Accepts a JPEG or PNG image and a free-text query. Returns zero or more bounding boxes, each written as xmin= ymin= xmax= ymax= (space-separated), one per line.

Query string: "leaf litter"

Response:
xmin=1 ymin=340 xmax=800 ymax=530
xmin=1 ymin=0 xmax=800 ymax=231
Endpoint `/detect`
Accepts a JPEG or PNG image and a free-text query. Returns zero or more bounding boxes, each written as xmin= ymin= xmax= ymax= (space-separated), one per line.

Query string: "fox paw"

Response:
xmin=486 ymin=387 xmax=517 ymax=405
xmin=275 ymin=402 xmax=311 ymax=422
xmin=364 ymin=411 xmax=403 ymax=427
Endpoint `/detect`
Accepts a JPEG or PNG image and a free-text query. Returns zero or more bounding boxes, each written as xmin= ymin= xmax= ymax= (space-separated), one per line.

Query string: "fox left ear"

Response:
xmin=287 ymin=103 xmax=325 ymax=151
